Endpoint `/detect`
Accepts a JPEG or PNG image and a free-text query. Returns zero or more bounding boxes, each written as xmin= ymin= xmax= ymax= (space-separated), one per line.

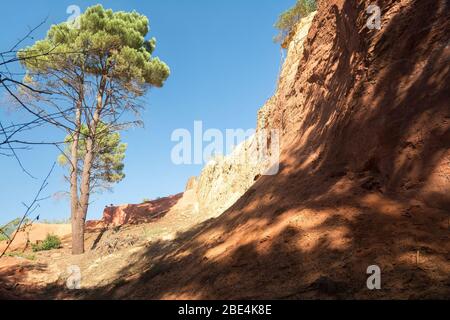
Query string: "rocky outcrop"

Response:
xmin=185 ymin=177 xmax=198 ymax=191
xmin=90 ymin=178 xmax=202 ymax=228
xmin=88 ymin=178 xmax=199 ymax=228
xmin=195 ymin=138 xmax=260 ymax=217
xmin=99 ymin=193 xmax=183 ymax=227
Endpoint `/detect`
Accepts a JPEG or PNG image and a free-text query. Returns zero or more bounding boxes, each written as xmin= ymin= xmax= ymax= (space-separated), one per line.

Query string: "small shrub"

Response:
xmin=274 ymin=0 xmax=317 ymax=46
xmin=32 ymin=234 xmax=62 ymax=252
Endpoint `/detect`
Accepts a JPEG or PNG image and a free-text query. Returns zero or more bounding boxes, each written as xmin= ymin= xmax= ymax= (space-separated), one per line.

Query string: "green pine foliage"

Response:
xmin=274 ymin=0 xmax=317 ymax=46
xmin=58 ymin=123 xmax=127 ymax=190
xmin=19 ymin=4 xmax=170 ymax=88
xmin=19 ymin=4 xmax=170 ymax=197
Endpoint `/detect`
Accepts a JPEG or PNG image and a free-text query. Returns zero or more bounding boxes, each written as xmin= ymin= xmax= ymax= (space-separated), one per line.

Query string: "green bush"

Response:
xmin=32 ymin=234 xmax=62 ymax=252
xmin=274 ymin=0 xmax=317 ymax=46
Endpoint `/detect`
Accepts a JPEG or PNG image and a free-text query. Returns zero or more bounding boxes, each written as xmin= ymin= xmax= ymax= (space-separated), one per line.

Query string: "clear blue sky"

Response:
xmin=0 ymin=0 xmax=294 ymax=225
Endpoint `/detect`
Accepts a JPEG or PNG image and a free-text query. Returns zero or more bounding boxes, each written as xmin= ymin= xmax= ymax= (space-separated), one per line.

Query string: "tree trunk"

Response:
xmin=72 ymin=76 xmax=106 ymax=255
xmin=76 ymin=137 xmax=95 ymax=254
xmin=70 ymin=101 xmax=82 ymax=255
xmin=71 ymin=210 xmax=85 ymax=255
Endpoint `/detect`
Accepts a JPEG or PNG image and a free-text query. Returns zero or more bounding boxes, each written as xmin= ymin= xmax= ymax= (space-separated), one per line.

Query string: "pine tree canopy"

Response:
xmin=19 ymin=4 xmax=170 ymax=88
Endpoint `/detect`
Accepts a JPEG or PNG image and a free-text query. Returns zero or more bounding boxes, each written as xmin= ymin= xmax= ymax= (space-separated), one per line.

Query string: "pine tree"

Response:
xmin=18 ymin=5 xmax=170 ymax=254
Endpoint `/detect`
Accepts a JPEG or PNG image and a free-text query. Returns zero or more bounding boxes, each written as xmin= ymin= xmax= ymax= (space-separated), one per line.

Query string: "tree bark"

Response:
xmin=76 ymin=137 xmax=95 ymax=254
xmin=72 ymin=75 xmax=106 ymax=255
xmin=71 ymin=210 xmax=85 ymax=255
xmin=70 ymin=100 xmax=82 ymax=255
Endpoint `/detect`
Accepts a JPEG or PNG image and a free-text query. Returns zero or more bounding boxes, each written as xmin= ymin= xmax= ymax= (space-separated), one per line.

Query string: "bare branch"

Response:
xmin=0 ymin=162 xmax=56 ymax=259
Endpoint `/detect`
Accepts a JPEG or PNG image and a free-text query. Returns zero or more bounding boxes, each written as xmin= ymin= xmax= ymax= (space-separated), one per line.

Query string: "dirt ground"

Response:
xmin=0 ymin=187 xmax=211 ymax=299
xmin=0 ymin=175 xmax=448 ymax=300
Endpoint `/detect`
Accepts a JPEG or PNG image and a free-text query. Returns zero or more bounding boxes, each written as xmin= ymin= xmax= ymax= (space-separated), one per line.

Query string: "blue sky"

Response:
xmin=0 ymin=0 xmax=293 ymax=225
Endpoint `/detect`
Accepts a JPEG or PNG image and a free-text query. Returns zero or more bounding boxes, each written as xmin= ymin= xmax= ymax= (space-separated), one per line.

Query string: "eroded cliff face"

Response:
xmin=258 ymin=0 xmax=449 ymax=208
xmin=258 ymin=12 xmax=316 ymax=132
xmin=182 ymin=0 xmax=449 ymax=243
xmin=194 ymin=136 xmax=266 ymax=217
xmin=191 ymin=0 xmax=450 ymax=217
xmin=193 ymin=13 xmax=317 ymax=218
xmin=94 ymin=12 xmax=329 ymax=224
xmin=96 ymin=0 xmax=449 ymax=240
